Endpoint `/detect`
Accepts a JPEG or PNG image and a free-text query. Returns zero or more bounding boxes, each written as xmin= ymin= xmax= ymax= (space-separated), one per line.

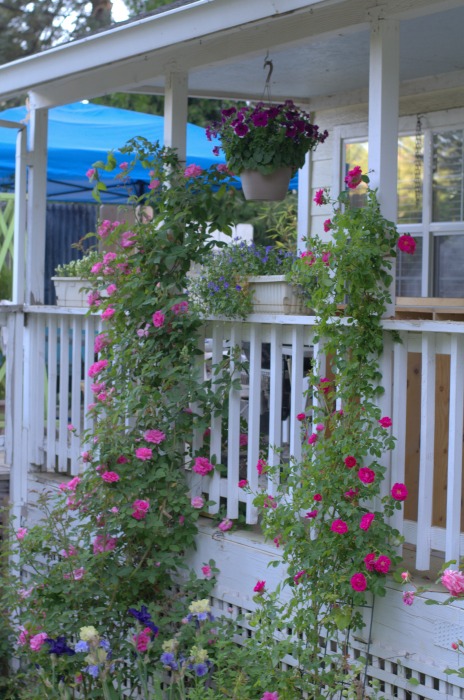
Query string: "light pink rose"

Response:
xmin=184 ymin=164 xmax=203 ymax=178
xmin=101 ymin=307 xmax=116 ymax=321
xmin=201 ymin=565 xmax=212 ymax=579
xmin=16 ymin=527 xmax=28 ymax=540
xmin=191 ymin=496 xmax=204 ymax=509
xmin=101 ymin=471 xmax=120 ymax=482
xmin=152 ymin=310 xmax=165 ymax=328
xmin=135 ymin=447 xmax=153 ymax=461
xmin=30 ymin=632 xmax=48 ymax=651
xmin=218 ymin=518 xmax=233 ymax=532
xmin=193 ymin=457 xmax=214 ymax=475
xmin=144 ymin=429 xmax=166 ymax=444
xmin=442 ymin=568 xmax=464 ymax=597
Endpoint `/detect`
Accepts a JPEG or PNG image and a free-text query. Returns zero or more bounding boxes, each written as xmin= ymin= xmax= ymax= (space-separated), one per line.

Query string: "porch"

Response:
xmin=2 ymin=300 xmax=464 ymax=697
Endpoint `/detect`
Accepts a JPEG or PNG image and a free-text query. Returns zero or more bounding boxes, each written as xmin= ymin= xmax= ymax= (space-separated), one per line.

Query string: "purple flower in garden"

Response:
xmin=403 ymin=591 xmax=415 ymax=606
xmin=234 ymin=122 xmax=249 ymax=138
xmin=252 ymin=111 xmax=269 ymax=127
xmin=85 ymin=664 xmax=100 ymax=678
xmin=45 ymin=636 xmax=76 ymax=656
xmin=160 ymin=652 xmax=178 ymax=670
xmin=195 ymin=662 xmax=209 ymax=677
xmin=75 ymin=640 xmax=89 ymax=652
xmin=128 ymin=605 xmax=159 ymax=635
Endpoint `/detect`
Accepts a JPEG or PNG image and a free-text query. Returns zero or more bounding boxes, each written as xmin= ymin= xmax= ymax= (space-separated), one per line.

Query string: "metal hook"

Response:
xmin=263 ymin=52 xmax=273 ymax=86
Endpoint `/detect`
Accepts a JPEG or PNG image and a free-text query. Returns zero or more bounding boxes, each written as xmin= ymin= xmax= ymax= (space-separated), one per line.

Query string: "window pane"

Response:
xmin=433 ymin=234 xmax=464 ymax=297
xmin=396 ymin=238 xmax=423 ymax=297
xmin=398 ymin=135 xmax=423 ymax=224
xmin=432 ymin=131 xmax=464 ymax=222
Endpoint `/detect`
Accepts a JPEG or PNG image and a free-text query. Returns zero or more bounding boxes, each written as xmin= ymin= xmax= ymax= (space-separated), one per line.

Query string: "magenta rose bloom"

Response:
xmin=358 ymin=467 xmax=375 ymax=484
xmin=101 ymin=471 xmax=120 ymax=483
xmin=391 ymin=482 xmax=408 ymax=501
xmin=218 ymin=518 xmax=233 ymax=532
xmin=88 ymin=359 xmax=108 ymax=378
xmin=364 ymin=553 xmax=376 ymax=571
xmin=296 ymin=413 xmax=306 ymax=421
xmin=350 ymin=572 xmax=367 ymax=592
xmin=359 ymin=513 xmax=375 ymax=531
xmin=135 ymin=447 xmax=153 ymax=461
xmin=331 ymin=519 xmax=348 ymax=534
xmin=184 ymin=164 xmax=203 ymax=178
xmin=378 ymin=416 xmax=392 ymax=428
xmin=344 ymin=455 xmax=357 ymax=469
xmin=193 ymin=457 xmax=214 ymax=475
xmin=441 ymin=568 xmax=464 ymax=597
xmin=253 ymin=580 xmax=266 ymax=593
xmin=344 ymin=165 xmax=363 ymax=189
xmin=374 ymin=555 xmax=391 ymax=574
xmin=313 ymin=188 xmax=326 ymax=206
xmin=152 ymin=310 xmax=165 ymax=328
xmin=94 ymin=332 xmax=110 ymax=354
xmin=144 ymin=429 xmax=166 ymax=444
xmin=398 ymin=234 xmax=417 ymax=255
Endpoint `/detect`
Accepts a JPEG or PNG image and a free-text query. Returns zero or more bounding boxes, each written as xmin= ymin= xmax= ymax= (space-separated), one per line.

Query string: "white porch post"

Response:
xmin=13 ymin=125 xmax=27 ymax=305
xmin=164 ymin=71 xmax=188 ymax=162
xmin=297 ymin=151 xmax=312 ymax=254
xmin=368 ymin=17 xmax=399 ymax=317
xmin=26 ymin=97 xmax=48 ymax=305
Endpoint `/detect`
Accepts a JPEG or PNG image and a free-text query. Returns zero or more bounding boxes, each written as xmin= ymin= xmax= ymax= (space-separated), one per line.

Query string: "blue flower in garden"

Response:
xmin=235 ymin=285 xmax=242 ymax=291
xmin=195 ymin=662 xmax=209 ymax=677
xmin=85 ymin=664 xmax=100 ymax=678
xmin=99 ymin=639 xmax=111 ymax=652
xmin=128 ymin=605 xmax=159 ymax=635
xmin=75 ymin=640 xmax=89 ymax=653
xmin=160 ymin=652 xmax=178 ymax=670
xmin=45 ymin=636 xmax=75 ymax=656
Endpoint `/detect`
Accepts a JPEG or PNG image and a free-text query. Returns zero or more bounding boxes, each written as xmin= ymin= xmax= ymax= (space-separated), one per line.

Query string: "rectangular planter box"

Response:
xmin=52 ymin=277 xmax=89 ymax=308
xmin=248 ymin=275 xmax=311 ymax=315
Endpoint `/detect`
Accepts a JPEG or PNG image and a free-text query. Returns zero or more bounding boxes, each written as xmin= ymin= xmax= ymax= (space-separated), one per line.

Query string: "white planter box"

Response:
xmin=248 ymin=275 xmax=310 ymax=315
xmin=52 ymin=277 xmax=90 ymax=308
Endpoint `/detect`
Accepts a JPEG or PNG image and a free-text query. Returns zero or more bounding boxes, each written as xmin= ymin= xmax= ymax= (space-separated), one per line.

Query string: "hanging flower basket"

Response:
xmin=240 ymin=167 xmax=292 ymax=202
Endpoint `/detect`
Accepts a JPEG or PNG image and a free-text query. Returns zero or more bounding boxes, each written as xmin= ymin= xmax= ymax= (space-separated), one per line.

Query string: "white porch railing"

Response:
xmin=2 ymin=304 xmax=464 ymax=573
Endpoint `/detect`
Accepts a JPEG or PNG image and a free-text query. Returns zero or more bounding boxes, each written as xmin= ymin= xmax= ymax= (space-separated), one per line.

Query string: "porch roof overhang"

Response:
xmin=1 ymin=0 xmax=464 ymax=110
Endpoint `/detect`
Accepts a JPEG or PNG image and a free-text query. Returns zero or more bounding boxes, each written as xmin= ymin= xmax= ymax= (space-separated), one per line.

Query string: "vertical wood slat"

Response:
xmin=226 ymin=323 xmax=241 ymax=519
xmin=267 ymin=324 xmax=283 ymax=497
xmin=190 ymin=327 xmax=206 ymax=499
xmin=378 ymin=332 xmax=393 ymax=500
xmin=32 ymin=315 xmax=46 ymax=466
xmin=391 ymin=332 xmax=408 ymax=540
xmin=57 ymin=316 xmax=70 ymax=472
xmin=289 ymin=325 xmax=305 ymax=463
xmin=46 ymin=316 xmax=58 ymax=472
xmin=246 ymin=323 xmax=262 ymax=524
xmin=83 ymin=316 xmax=98 ymax=436
xmin=445 ymin=334 xmax=464 ymax=564
xmin=416 ymin=332 xmax=436 ymax=571
xmin=70 ymin=317 xmax=83 ymax=475
xmin=208 ymin=323 xmax=224 ymax=516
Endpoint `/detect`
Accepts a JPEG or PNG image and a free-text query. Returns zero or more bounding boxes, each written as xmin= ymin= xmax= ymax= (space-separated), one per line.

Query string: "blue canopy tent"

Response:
xmin=0 ymin=101 xmax=298 ymax=202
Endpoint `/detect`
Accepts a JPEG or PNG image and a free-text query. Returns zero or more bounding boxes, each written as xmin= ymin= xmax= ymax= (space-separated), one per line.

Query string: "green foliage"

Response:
xmin=54 ymin=250 xmax=102 ymax=278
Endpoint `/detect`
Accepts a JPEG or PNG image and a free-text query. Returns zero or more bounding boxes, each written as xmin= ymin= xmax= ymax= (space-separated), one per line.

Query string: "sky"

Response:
xmin=112 ymin=0 xmax=129 ymax=21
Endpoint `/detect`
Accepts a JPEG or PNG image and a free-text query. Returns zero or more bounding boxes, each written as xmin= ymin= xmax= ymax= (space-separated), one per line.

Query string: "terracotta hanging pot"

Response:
xmin=240 ymin=166 xmax=292 ymax=201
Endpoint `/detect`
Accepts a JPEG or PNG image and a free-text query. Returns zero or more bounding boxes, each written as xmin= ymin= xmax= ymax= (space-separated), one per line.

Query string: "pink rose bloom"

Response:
xmin=87 ymin=290 xmax=101 ymax=307
xmin=358 ymin=467 xmax=375 ymax=484
xmin=86 ymin=168 xmax=96 ymax=180
xmin=119 ymin=161 xmax=128 ymax=170
xmin=101 ymin=471 xmax=120 ymax=482
xmin=216 ymin=163 xmax=229 ymax=173
xmin=374 ymin=555 xmax=391 ymax=574
xmin=60 ymin=545 xmax=78 ymax=558
xmin=64 ymin=567 xmax=85 ymax=580
xmin=344 ymin=487 xmax=359 ymax=500
xmin=16 ymin=527 xmax=27 ymax=540
xmin=106 ymin=284 xmax=117 ymax=296
xmin=81 ymin=451 xmax=91 ymax=463
xmin=135 ymin=447 xmax=153 ymax=461
xmin=171 ymin=301 xmax=189 ymax=315
xmin=344 ymin=455 xmax=357 ymax=468
xmin=403 ymin=591 xmax=415 ymax=606
xmin=263 ymin=495 xmax=277 ymax=509
xmin=201 ymin=565 xmax=212 ymax=579
xmin=350 ymin=572 xmax=367 ymax=592
xmin=97 ymin=220 xmax=112 ymax=238
xmin=184 ymin=164 xmax=203 ymax=178
xmin=318 ymin=377 xmax=331 ymax=394
xmin=378 ymin=416 xmax=392 ymax=428
xmin=441 ymin=568 xmax=464 ymax=597
xmin=261 ymin=693 xmax=279 ymax=700
xmin=398 ymin=234 xmax=416 ymax=255
xmin=144 ymin=429 xmax=166 ymax=444
xmin=91 ymin=382 xmax=105 ymax=394
xmin=296 ymin=412 xmax=306 ymax=421
xmin=344 ymin=165 xmax=363 ymax=189
xmin=256 ymin=458 xmax=267 ymax=475
xmin=300 ymin=250 xmax=315 ymax=266
xmin=103 ymin=251 xmax=117 ymax=264
xmin=391 ymin=482 xmax=408 ymax=501
xmin=364 ymin=553 xmax=376 ymax=571
xmin=94 ymin=333 xmax=110 ymax=354
xmin=120 ymin=230 xmax=136 ymax=248
xmin=88 ymin=359 xmax=108 ymax=378
xmin=18 ymin=627 xmax=29 ymax=646
xmin=323 ymin=218 xmax=332 ymax=232
xmin=59 ymin=476 xmax=81 ymax=492
xmin=93 ymin=534 xmax=118 ymax=554
xmin=191 ymin=496 xmax=204 ymax=509
xmin=253 ymin=580 xmax=266 ymax=593
xmin=132 ymin=499 xmax=150 ymax=520
xmin=218 ymin=518 xmax=233 ymax=532
xmin=91 ymin=262 xmax=103 ymax=275
xmin=101 ymin=306 xmax=116 ymax=321
xmin=148 ymin=179 xmax=160 ymax=190
xmin=315 ymin=423 xmax=325 ymax=431
xmin=313 ymin=188 xmax=326 ymax=205
xmin=193 ymin=457 xmax=214 ymax=475
xmin=152 ymin=310 xmax=165 ymax=328
xmin=238 ymin=479 xmax=248 ymax=488
xmin=401 ymin=571 xmax=411 ymax=583
xmin=359 ymin=513 xmax=375 ymax=531
xmin=133 ymin=627 xmax=152 ymax=652
xmin=322 ymin=251 xmax=331 ymax=266
xmin=117 ymin=262 xmax=130 ymax=274
xmin=239 ymin=433 xmax=248 ymax=447
xmin=331 ymin=519 xmax=348 ymax=534
xmin=307 ymin=433 xmax=318 ymax=445
xmin=293 ymin=570 xmax=305 ymax=584
xmin=313 ymin=493 xmax=322 ymax=501
xmin=116 ymin=455 xmax=128 ymax=464
xmin=30 ymin=632 xmax=48 ymax=651
xmin=305 ymin=510 xmax=318 ymax=519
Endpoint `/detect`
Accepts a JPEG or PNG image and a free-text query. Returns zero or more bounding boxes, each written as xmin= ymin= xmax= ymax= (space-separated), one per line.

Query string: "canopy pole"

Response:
xmin=26 ymin=95 xmax=48 ymax=305
xmin=12 ymin=125 xmax=27 ymax=305
xmin=164 ymin=71 xmax=188 ymax=163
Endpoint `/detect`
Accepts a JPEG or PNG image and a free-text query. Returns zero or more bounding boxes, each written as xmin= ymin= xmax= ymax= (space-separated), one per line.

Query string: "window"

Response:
xmin=343 ymin=115 xmax=464 ymax=298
